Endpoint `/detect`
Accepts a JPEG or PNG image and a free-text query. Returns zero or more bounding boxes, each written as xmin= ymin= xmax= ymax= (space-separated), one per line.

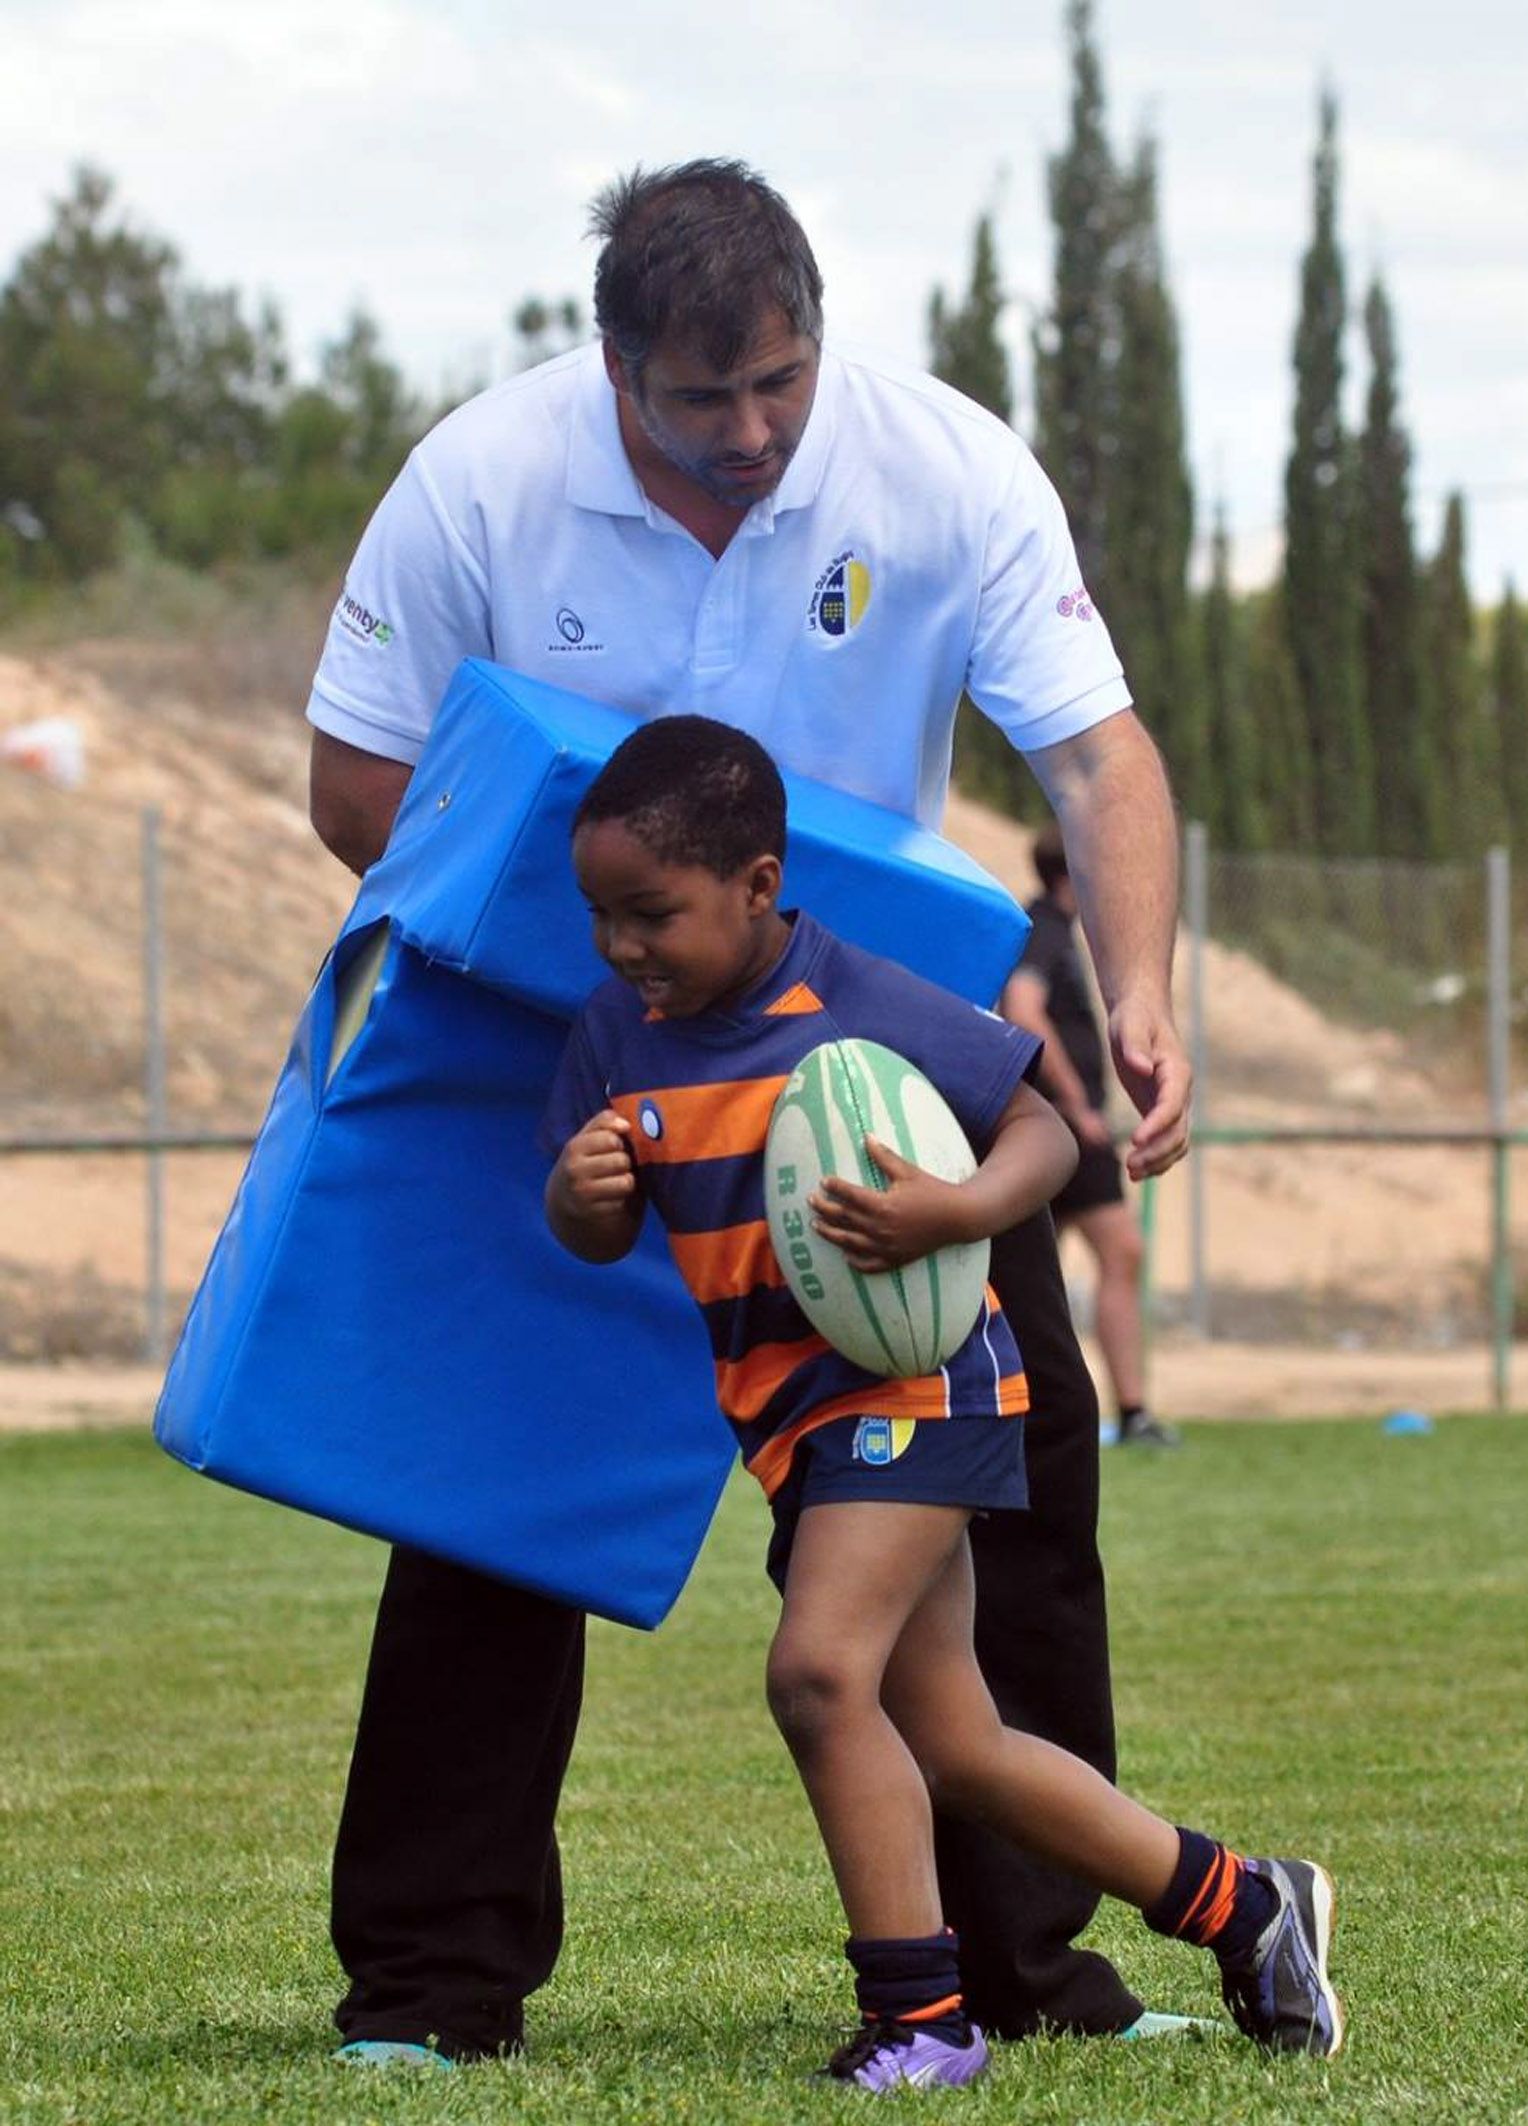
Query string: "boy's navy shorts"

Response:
xmin=765 ymin=1413 xmax=1028 ymax=1593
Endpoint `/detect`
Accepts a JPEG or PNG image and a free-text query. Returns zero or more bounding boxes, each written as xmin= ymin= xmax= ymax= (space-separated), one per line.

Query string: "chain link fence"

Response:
xmin=1160 ymin=826 xmax=1526 ymax=1404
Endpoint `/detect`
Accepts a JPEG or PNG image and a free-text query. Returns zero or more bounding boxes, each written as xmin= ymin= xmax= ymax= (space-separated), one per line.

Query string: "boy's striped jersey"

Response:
xmin=541 ymin=913 xmax=1043 ymax=1496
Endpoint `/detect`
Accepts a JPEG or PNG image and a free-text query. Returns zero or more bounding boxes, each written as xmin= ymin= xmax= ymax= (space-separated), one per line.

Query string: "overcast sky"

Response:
xmin=3 ymin=0 xmax=1524 ymax=598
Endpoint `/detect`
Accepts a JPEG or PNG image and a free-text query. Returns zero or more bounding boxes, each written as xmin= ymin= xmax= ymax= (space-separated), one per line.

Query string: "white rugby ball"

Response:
xmin=763 ymin=1037 xmax=991 ymax=1379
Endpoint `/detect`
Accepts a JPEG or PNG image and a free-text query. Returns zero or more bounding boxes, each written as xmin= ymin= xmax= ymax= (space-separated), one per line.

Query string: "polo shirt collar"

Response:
xmin=566 ymin=343 xmax=647 ymax=517
xmin=564 ymin=342 xmax=840 ymax=528
xmin=766 ymin=347 xmax=835 ymax=518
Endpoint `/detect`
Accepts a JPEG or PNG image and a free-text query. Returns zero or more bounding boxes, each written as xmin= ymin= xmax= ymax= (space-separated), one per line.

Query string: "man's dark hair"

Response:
xmin=1032 ymin=820 xmax=1070 ymax=892
xmin=575 ymin=715 xmax=787 ymax=877
xmin=589 ymin=159 xmax=823 ymax=376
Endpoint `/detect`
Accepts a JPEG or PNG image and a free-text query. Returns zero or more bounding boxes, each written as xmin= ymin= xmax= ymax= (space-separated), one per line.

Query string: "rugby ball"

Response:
xmin=763 ymin=1038 xmax=990 ymax=1379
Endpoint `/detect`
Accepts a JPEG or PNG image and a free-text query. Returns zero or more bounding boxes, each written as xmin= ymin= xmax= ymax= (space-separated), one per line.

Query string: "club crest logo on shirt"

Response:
xmin=852 ymin=1416 xmax=916 ymax=1466
xmin=638 ymin=1099 xmax=664 ymax=1141
xmin=807 ymin=551 xmax=873 ymax=640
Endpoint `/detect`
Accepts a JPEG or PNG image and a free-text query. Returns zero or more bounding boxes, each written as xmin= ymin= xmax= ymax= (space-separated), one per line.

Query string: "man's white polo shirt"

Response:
xmin=307 ymin=340 xmax=1130 ymax=829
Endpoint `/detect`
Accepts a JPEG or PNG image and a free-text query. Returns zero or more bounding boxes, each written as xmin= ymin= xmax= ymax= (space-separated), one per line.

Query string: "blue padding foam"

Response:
xmin=155 ymin=662 xmax=1028 ymax=1628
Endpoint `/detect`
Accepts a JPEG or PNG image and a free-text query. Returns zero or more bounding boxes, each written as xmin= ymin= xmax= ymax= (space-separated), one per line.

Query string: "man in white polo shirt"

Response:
xmin=310 ymin=160 xmax=1192 ymax=2067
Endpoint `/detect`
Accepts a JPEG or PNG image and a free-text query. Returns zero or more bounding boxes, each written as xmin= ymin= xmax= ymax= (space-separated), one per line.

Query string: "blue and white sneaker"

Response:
xmin=824 ymin=2016 xmax=990 ymax=2091
xmin=334 ymin=2039 xmax=454 ymax=2069
xmin=1217 ymin=1857 xmax=1344 ymax=2056
xmin=1116 ymin=2009 xmax=1222 ymax=2039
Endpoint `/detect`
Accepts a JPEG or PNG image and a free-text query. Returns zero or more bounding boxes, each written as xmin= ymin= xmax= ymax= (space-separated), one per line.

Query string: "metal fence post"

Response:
xmin=1486 ymin=845 xmax=1512 ymax=1411
xmin=142 ymin=805 xmax=167 ymax=1366
xmin=1185 ymin=819 xmax=1210 ymax=1336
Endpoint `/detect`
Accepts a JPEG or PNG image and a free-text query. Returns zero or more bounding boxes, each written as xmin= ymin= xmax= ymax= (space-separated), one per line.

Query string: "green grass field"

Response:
xmin=2 ymin=1415 xmax=1526 ymax=2124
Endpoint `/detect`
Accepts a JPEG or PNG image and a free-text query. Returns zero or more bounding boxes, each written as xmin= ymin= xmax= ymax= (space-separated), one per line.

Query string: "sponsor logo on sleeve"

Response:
xmin=336 ymin=588 xmax=395 ymax=646
xmin=807 ymin=550 xmax=873 ymax=639
xmin=1056 ymin=586 xmax=1094 ymax=621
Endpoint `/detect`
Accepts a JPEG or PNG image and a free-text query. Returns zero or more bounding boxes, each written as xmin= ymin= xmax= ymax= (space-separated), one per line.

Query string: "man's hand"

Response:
xmin=545 ymin=1110 xmax=643 ymax=1261
xmin=1108 ymin=994 xmax=1191 ymax=1179
xmin=808 ymin=1139 xmax=966 ymax=1275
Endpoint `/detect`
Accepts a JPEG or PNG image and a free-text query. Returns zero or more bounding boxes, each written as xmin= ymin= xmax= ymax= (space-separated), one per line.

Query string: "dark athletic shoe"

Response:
xmin=1119 ymin=1409 xmax=1183 ymax=1448
xmin=823 ymin=2016 xmax=990 ymax=2091
xmin=1217 ymin=1858 xmax=1344 ymax=2056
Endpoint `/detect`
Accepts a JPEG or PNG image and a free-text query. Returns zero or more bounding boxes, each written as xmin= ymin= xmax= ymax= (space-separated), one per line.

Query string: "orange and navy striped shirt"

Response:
xmin=541 ymin=913 xmax=1041 ymax=1498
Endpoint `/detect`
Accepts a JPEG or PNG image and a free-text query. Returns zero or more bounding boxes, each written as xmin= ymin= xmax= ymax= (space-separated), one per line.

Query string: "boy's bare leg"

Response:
xmin=771 ymin=1507 xmax=1342 ymax=2059
xmin=767 ymin=1501 xmax=970 ymax=1937
xmin=882 ymin=1535 xmax=1178 ymax=1909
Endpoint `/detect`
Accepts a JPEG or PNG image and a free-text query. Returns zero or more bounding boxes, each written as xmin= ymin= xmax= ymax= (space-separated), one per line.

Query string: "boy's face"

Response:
xmin=573 ymin=818 xmax=785 ymax=1019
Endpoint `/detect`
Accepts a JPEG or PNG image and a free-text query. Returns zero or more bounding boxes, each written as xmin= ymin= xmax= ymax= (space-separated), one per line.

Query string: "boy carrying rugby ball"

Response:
xmin=542 ymin=715 xmax=1342 ymax=2091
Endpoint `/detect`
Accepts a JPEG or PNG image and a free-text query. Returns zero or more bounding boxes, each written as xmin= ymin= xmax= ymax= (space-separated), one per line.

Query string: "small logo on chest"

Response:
xmin=548 ymin=604 xmax=605 ymax=654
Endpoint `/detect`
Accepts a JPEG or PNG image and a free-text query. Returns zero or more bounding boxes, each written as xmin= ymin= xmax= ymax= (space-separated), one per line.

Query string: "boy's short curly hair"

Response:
xmin=574 ymin=715 xmax=787 ymax=879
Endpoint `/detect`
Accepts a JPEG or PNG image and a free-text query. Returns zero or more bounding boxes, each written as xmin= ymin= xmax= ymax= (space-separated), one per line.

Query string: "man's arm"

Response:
xmin=309 ymin=730 xmax=414 ymax=878
xmin=1026 ymin=709 xmax=1190 ymax=1178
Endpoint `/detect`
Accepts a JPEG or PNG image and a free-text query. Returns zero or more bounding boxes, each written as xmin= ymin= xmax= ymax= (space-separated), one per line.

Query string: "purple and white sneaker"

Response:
xmin=1217 ymin=1857 xmax=1345 ymax=2056
xmin=823 ymin=2016 xmax=990 ymax=2092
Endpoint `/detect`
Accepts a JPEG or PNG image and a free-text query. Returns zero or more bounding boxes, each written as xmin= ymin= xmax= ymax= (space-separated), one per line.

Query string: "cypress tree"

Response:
xmin=1424 ymin=495 xmax=1496 ymax=853
xmin=1244 ymin=586 xmax=1316 ymax=850
xmin=1202 ymin=502 xmax=1263 ymax=849
xmin=1283 ymin=90 xmax=1373 ymax=853
xmin=929 ymin=215 xmax=1013 ymax=423
xmin=1490 ymin=583 xmax=1528 ymax=851
xmin=1108 ymin=135 xmax=1204 ymax=815
xmin=1032 ymin=0 xmax=1116 ymax=598
xmin=929 ymin=213 xmax=1035 ymax=819
xmin=1356 ymin=275 xmax=1436 ymax=855
xmin=1489 ymin=583 xmax=1528 ymax=856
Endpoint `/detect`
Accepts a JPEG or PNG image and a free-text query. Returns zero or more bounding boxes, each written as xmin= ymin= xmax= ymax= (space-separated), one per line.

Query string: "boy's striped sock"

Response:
xmin=845 ymin=1928 xmax=967 ymax=2041
xmin=1143 ymin=1828 xmax=1279 ymax=1965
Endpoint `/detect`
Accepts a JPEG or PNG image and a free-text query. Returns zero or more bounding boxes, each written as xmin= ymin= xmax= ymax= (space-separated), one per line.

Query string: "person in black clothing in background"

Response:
xmin=1002 ymin=823 xmax=1181 ymax=1449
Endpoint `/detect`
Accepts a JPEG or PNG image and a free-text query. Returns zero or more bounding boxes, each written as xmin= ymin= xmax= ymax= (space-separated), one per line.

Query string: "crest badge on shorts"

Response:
xmin=852 ymin=1416 xmax=917 ymax=1466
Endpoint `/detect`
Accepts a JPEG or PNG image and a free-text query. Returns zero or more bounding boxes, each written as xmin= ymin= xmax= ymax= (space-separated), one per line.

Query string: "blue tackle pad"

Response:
xmin=154 ymin=661 xmax=1029 ymax=1628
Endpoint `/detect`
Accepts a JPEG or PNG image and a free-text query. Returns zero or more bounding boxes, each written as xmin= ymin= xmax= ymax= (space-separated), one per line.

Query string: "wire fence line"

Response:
xmin=5 ymin=805 xmax=1524 ymax=1405
xmin=1168 ymin=825 xmax=1522 ymax=1406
